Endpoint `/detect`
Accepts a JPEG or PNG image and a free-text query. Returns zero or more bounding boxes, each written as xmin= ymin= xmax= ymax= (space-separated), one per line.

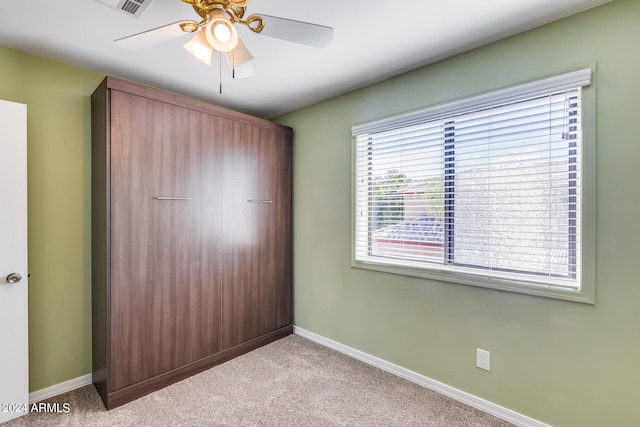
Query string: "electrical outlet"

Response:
xmin=476 ymin=348 xmax=491 ymax=371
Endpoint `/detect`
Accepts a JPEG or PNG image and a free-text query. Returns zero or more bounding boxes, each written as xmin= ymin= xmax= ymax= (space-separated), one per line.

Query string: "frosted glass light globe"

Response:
xmin=213 ymin=23 xmax=231 ymax=43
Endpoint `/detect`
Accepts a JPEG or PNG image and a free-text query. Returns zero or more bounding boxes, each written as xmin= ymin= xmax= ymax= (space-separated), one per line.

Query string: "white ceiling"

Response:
xmin=0 ymin=0 xmax=611 ymax=118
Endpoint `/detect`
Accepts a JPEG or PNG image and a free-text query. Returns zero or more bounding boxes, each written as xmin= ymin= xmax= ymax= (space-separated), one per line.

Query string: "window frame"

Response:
xmin=350 ymin=66 xmax=596 ymax=304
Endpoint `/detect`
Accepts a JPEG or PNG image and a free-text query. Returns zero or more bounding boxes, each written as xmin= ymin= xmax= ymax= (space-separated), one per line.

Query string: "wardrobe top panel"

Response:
xmin=98 ymin=76 xmax=293 ymax=136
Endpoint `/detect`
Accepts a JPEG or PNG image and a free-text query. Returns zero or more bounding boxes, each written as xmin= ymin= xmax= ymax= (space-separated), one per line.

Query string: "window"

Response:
xmin=352 ymin=68 xmax=594 ymax=303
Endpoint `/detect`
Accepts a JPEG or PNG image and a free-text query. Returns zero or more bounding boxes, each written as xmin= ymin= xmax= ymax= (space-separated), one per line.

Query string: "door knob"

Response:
xmin=6 ymin=273 xmax=22 ymax=284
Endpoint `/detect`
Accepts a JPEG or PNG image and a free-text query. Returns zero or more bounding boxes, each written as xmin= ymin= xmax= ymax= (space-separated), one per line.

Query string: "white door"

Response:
xmin=0 ymin=99 xmax=29 ymax=423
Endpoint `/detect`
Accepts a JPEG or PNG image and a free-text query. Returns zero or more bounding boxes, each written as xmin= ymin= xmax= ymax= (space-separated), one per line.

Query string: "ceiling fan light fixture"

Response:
xmin=205 ymin=10 xmax=239 ymax=52
xmin=225 ymin=39 xmax=255 ymax=79
xmin=230 ymin=38 xmax=254 ymax=66
xmin=184 ymin=30 xmax=213 ymax=65
xmin=213 ymin=22 xmax=232 ymax=43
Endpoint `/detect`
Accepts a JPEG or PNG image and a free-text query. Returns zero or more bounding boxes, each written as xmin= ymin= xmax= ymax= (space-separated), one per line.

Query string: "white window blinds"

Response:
xmin=353 ymin=69 xmax=591 ymax=292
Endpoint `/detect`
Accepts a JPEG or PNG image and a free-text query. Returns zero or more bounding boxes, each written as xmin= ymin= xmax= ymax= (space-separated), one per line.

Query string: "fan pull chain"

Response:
xmin=219 ymin=51 xmax=223 ymax=94
xmin=232 ymin=49 xmax=236 ymax=79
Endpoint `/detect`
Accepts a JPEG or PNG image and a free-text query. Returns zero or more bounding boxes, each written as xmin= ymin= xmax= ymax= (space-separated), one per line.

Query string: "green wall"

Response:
xmin=0 ymin=47 xmax=104 ymax=391
xmin=276 ymin=1 xmax=640 ymax=426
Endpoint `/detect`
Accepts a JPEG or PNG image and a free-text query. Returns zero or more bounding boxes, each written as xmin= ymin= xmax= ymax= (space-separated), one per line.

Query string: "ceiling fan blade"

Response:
xmin=115 ymin=21 xmax=190 ymax=49
xmin=229 ymin=60 xmax=255 ymax=79
xmin=254 ymin=14 xmax=333 ymax=48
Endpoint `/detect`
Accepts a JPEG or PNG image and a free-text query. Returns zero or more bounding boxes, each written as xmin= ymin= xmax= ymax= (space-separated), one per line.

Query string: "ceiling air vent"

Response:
xmin=94 ymin=0 xmax=153 ymax=19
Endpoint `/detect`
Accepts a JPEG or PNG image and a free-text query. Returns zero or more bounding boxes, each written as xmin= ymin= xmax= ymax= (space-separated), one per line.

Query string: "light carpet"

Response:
xmin=2 ymin=335 xmax=515 ymax=426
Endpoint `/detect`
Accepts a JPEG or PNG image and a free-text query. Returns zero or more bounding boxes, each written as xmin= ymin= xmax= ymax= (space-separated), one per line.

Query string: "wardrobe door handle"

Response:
xmin=247 ymin=200 xmax=272 ymax=204
xmin=153 ymin=197 xmax=192 ymax=201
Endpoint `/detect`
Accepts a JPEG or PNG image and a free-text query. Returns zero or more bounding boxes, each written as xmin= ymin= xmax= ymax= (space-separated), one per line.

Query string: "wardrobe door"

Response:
xmin=221 ymin=122 xmax=292 ymax=349
xmin=109 ymin=91 xmax=224 ymax=391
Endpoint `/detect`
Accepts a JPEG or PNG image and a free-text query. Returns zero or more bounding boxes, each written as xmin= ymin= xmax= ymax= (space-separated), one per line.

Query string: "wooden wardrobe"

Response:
xmin=91 ymin=76 xmax=292 ymax=409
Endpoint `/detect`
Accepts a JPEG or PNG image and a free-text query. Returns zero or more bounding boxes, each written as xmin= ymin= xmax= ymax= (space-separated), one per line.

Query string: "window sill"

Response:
xmin=351 ymin=257 xmax=595 ymax=304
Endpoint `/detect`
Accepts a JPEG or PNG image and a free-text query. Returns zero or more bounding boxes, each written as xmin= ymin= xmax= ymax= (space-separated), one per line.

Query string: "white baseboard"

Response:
xmin=29 ymin=373 xmax=93 ymax=404
xmin=293 ymin=326 xmax=551 ymax=427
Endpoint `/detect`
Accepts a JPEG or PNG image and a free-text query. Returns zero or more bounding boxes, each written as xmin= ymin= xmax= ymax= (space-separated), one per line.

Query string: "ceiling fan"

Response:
xmin=115 ymin=0 xmax=334 ymax=82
